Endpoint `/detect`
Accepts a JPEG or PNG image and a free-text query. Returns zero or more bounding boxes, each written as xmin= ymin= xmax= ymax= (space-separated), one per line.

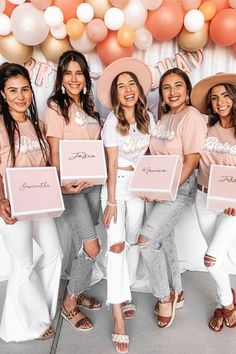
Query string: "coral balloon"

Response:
xmin=40 ymin=33 xmax=72 ymax=63
xmin=52 ymin=0 xmax=83 ymax=23
xmin=199 ymin=1 xmax=216 ymax=20
xmin=86 ymin=19 xmax=108 ymax=42
xmin=117 ymin=24 xmax=135 ymax=47
xmin=181 ymin=0 xmax=201 ymax=12
xmin=109 ymin=0 xmax=129 ymax=8
xmin=66 ymin=18 xmax=84 ymax=39
xmin=85 ymin=0 xmax=111 ymax=19
xmin=177 ymin=22 xmax=209 ymax=51
xmin=3 ymin=1 xmax=17 ymax=16
xmin=134 ymin=27 xmax=153 ymax=50
xmin=97 ymin=31 xmax=133 ymax=66
xmin=210 ymin=8 xmax=236 ymax=46
xmin=201 ymin=0 xmax=229 ymax=13
xmin=229 ymin=0 xmax=236 ymax=8
xmin=0 ymin=0 xmax=6 ymax=12
xmin=0 ymin=33 xmax=33 ymax=63
xmin=30 ymin=0 xmax=52 ymax=11
xmin=146 ymin=0 xmax=184 ymax=41
xmin=69 ymin=27 xmax=96 ymax=53
xmin=123 ymin=0 xmax=147 ymax=30
xmin=142 ymin=0 xmax=163 ymax=10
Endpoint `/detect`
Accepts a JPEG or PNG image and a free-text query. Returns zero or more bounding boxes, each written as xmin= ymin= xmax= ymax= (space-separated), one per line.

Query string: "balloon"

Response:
xmin=30 ymin=0 xmax=52 ymax=11
xmin=51 ymin=0 xmax=83 ymax=23
xmin=97 ymin=30 xmax=133 ymax=66
xmin=232 ymin=42 xmax=236 ymax=54
xmin=85 ymin=0 xmax=111 ymax=19
xmin=86 ymin=19 xmax=108 ymax=42
xmin=0 ymin=13 xmax=11 ymax=36
xmin=146 ymin=0 xmax=184 ymax=41
xmin=184 ymin=9 xmax=204 ymax=32
xmin=134 ymin=27 xmax=153 ymax=50
xmin=117 ymin=24 xmax=135 ymax=47
xmin=0 ymin=0 xmax=6 ymax=12
xmin=0 ymin=33 xmax=33 ymax=63
xmin=199 ymin=1 xmax=216 ymax=20
xmin=40 ymin=33 xmax=72 ymax=62
xmin=229 ymin=0 xmax=236 ymax=8
xmin=210 ymin=8 xmax=236 ymax=46
xmin=181 ymin=0 xmax=201 ymax=12
xmin=44 ymin=6 xmax=64 ymax=28
xmin=177 ymin=22 xmax=209 ymax=51
xmin=123 ymin=0 xmax=147 ymax=30
xmin=201 ymin=0 xmax=230 ymax=13
xmin=3 ymin=1 xmax=17 ymax=16
xmin=50 ymin=23 xmax=67 ymax=39
xmin=11 ymin=3 xmax=49 ymax=46
xmin=8 ymin=0 xmax=25 ymax=4
xmin=76 ymin=3 xmax=94 ymax=23
xmin=109 ymin=0 xmax=129 ymax=8
xmin=141 ymin=0 xmax=163 ymax=10
xmin=66 ymin=18 xmax=84 ymax=39
xmin=104 ymin=8 xmax=125 ymax=30
xmin=69 ymin=27 xmax=96 ymax=53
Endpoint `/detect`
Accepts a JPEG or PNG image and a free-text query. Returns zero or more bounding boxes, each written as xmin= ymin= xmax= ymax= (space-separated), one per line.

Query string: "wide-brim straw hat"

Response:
xmin=97 ymin=57 xmax=152 ymax=109
xmin=191 ymin=72 xmax=236 ymax=114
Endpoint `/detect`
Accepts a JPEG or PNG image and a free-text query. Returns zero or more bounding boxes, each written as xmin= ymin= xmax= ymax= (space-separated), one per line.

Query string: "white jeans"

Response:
xmin=0 ymin=217 xmax=63 ymax=342
xmin=195 ymin=190 xmax=236 ymax=306
xmin=101 ymin=169 xmax=145 ymax=304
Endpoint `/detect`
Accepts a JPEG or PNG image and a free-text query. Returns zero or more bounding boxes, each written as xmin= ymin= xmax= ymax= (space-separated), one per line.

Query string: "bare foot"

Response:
xmin=112 ymin=304 xmax=129 ymax=353
xmin=208 ymin=308 xmax=224 ymax=332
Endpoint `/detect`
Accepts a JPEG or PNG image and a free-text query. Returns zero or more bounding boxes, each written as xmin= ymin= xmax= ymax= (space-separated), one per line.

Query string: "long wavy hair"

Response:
xmin=0 ymin=62 xmax=48 ymax=166
xmin=206 ymin=83 xmax=236 ymax=137
xmin=158 ymin=68 xmax=192 ymax=120
xmin=47 ymin=50 xmax=100 ymax=125
xmin=110 ymin=71 xmax=150 ymax=136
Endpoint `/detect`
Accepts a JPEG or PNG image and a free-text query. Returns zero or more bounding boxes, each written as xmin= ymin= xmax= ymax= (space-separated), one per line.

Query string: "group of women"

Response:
xmin=0 ymin=49 xmax=236 ymax=353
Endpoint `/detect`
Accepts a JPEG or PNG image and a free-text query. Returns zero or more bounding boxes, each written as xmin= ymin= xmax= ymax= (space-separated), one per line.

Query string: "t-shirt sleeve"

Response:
xmin=44 ymin=105 xmax=64 ymax=139
xmin=101 ymin=117 xmax=118 ymax=147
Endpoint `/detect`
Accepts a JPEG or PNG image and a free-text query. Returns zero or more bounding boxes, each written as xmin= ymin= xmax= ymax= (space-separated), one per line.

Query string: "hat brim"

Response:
xmin=191 ymin=73 xmax=236 ymax=114
xmin=97 ymin=57 xmax=152 ymax=109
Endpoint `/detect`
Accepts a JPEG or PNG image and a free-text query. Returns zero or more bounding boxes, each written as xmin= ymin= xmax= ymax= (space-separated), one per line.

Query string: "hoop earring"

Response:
xmin=61 ymin=85 xmax=66 ymax=94
xmin=83 ymin=86 xmax=87 ymax=95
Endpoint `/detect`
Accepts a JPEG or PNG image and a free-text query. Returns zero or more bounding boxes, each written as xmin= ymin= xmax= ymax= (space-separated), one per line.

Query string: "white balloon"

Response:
xmin=76 ymin=3 xmax=94 ymax=23
xmin=141 ymin=0 xmax=163 ymax=10
xmin=50 ymin=23 xmax=67 ymax=39
xmin=104 ymin=7 xmax=125 ymax=31
xmin=8 ymin=0 xmax=26 ymax=4
xmin=184 ymin=9 xmax=204 ymax=33
xmin=0 ymin=13 xmax=11 ymax=36
xmin=69 ymin=28 xmax=96 ymax=53
xmin=0 ymin=0 xmax=6 ymax=13
xmin=135 ymin=27 xmax=153 ymax=50
xmin=123 ymin=0 xmax=147 ymax=30
xmin=229 ymin=0 xmax=236 ymax=8
xmin=44 ymin=6 xmax=64 ymax=28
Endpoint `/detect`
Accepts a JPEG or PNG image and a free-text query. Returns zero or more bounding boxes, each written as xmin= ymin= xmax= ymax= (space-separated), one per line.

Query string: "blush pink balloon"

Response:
xmin=86 ymin=19 xmax=108 ymax=42
xmin=0 ymin=0 xmax=6 ymax=13
xmin=210 ymin=8 xmax=236 ymax=46
xmin=109 ymin=0 xmax=129 ymax=8
xmin=181 ymin=0 xmax=201 ymax=12
xmin=30 ymin=0 xmax=52 ymax=11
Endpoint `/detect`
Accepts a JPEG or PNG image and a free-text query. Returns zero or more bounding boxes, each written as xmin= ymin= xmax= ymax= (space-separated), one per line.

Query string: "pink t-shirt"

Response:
xmin=198 ymin=122 xmax=236 ymax=187
xmin=45 ymin=102 xmax=101 ymax=140
xmin=0 ymin=116 xmax=49 ymax=177
xmin=149 ymin=106 xmax=207 ymax=161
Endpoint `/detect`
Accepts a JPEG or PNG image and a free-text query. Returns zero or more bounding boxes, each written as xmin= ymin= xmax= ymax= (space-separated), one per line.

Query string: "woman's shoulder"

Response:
xmin=184 ymin=105 xmax=203 ymax=117
xmin=103 ymin=111 xmax=118 ymax=125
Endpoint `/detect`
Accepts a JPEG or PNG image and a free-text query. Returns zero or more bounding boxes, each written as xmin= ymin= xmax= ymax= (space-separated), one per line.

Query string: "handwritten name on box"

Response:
xmin=59 ymin=140 xmax=107 ymax=186
xmin=129 ymin=155 xmax=183 ymax=201
xmin=4 ymin=167 xmax=65 ymax=220
xmin=207 ymin=164 xmax=236 ymax=211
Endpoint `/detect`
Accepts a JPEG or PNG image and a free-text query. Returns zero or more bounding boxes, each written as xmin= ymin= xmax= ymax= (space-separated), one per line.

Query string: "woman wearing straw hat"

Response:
xmin=191 ymin=73 xmax=236 ymax=332
xmin=97 ymin=57 xmax=155 ymax=353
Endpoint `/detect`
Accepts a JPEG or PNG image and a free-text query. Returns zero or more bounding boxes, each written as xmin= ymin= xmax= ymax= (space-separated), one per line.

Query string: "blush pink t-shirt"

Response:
xmin=149 ymin=106 xmax=207 ymax=161
xmin=45 ymin=102 xmax=101 ymax=140
xmin=198 ymin=122 xmax=236 ymax=187
xmin=0 ymin=116 xmax=49 ymax=177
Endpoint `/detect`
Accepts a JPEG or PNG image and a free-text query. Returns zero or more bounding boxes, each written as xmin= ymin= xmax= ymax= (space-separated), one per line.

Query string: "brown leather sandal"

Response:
xmin=157 ymin=289 xmax=178 ymax=329
xmin=223 ymin=306 xmax=236 ymax=328
xmin=61 ymin=305 xmax=93 ymax=331
xmin=208 ymin=308 xmax=224 ymax=332
xmin=77 ymin=293 xmax=101 ymax=310
xmin=154 ymin=291 xmax=184 ymax=314
xmin=38 ymin=326 xmax=54 ymax=340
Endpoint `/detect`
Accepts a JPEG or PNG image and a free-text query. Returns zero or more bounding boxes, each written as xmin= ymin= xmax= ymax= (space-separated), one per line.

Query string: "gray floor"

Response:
xmin=0 ymin=271 xmax=236 ymax=354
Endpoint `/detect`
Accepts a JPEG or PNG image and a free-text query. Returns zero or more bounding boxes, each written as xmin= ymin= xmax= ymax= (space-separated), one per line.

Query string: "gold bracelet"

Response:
xmin=107 ymin=200 xmax=117 ymax=207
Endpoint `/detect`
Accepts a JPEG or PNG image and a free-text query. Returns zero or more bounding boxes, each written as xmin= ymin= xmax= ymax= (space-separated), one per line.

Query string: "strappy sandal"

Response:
xmin=154 ymin=291 xmax=184 ymax=314
xmin=223 ymin=306 xmax=236 ymax=328
xmin=38 ymin=326 xmax=54 ymax=340
xmin=208 ymin=308 xmax=224 ymax=332
xmin=121 ymin=302 xmax=136 ymax=320
xmin=61 ymin=305 xmax=93 ymax=331
xmin=77 ymin=293 xmax=102 ymax=310
xmin=157 ymin=289 xmax=178 ymax=329
xmin=112 ymin=333 xmax=129 ymax=353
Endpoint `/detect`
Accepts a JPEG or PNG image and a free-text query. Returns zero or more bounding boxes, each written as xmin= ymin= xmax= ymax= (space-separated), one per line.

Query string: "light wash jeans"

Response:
xmin=140 ymin=173 xmax=197 ymax=299
xmin=61 ymin=185 xmax=101 ymax=296
xmin=195 ymin=190 xmax=236 ymax=306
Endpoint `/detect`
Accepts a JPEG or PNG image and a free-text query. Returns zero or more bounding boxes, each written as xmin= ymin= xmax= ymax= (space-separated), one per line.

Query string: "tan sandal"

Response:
xmin=112 ymin=333 xmax=129 ymax=353
xmin=157 ymin=289 xmax=178 ymax=328
xmin=38 ymin=326 xmax=54 ymax=340
xmin=208 ymin=308 xmax=224 ymax=332
xmin=223 ymin=306 xmax=236 ymax=328
xmin=154 ymin=291 xmax=184 ymax=314
xmin=121 ymin=302 xmax=136 ymax=320
xmin=61 ymin=305 xmax=93 ymax=331
xmin=77 ymin=293 xmax=102 ymax=310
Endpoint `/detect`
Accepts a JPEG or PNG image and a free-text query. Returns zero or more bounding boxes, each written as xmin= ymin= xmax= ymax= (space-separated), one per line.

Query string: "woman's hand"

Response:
xmin=224 ymin=207 xmax=236 ymax=216
xmin=0 ymin=198 xmax=17 ymax=224
xmin=103 ymin=205 xmax=117 ymax=229
xmin=62 ymin=180 xmax=92 ymax=194
xmin=140 ymin=196 xmax=164 ymax=203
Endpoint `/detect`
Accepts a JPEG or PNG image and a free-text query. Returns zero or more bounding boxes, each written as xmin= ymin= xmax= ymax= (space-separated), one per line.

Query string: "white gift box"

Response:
xmin=129 ymin=155 xmax=183 ymax=201
xmin=4 ymin=166 xmax=65 ymax=220
xmin=207 ymin=164 xmax=236 ymax=211
xmin=59 ymin=140 xmax=107 ymax=186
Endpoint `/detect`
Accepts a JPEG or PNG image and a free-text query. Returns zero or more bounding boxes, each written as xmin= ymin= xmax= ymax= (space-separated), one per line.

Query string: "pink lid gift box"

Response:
xmin=129 ymin=155 xmax=183 ymax=201
xmin=207 ymin=164 xmax=236 ymax=211
xmin=4 ymin=166 xmax=65 ymax=220
xmin=59 ymin=140 xmax=107 ymax=186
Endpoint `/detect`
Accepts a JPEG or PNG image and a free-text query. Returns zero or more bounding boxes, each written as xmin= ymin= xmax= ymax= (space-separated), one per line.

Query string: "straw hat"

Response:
xmin=191 ymin=72 xmax=236 ymax=114
xmin=97 ymin=57 xmax=152 ymax=109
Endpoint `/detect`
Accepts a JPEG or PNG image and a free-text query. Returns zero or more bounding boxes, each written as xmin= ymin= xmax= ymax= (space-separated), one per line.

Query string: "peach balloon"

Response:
xmin=201 ymin=0 xmax=230 ymax=13
xmin=146 ymin=0 xmax=184 ymax=41
xmin=66 ymin=18 xmax=84 ymax=39
xmin=210 ymin=8 xmax=236 ymax=46
xmin=177 ymin=22 xmax=209 ymax=51
xmin=30 ymin=0 xmax=52 ymax=10
xmin=85 ymin=0 xmax=111 ymax=19
xmin=97 ymin=30 xmax=133 ymax=66
xmin=86 ymin=19 xmax=108 ymax=42
xmin=117 ymin=24 xmax=135 ymax=47
xmin=40 ymin=33 xmax=72 ymax=62
xmin=199 ymin=1 xmax=216 ymax=20
xmin=51 ymin=0 xmax=83 ymax=22
xmin=0 ymin=33 xmax=33 ymax=63
xmin=109 ymin=0 xmax=129 ymax=8
xmin=3 ymin=0 xmax=17 ymax=16
xmin=181 ymin=0 xmax=201 ymax=12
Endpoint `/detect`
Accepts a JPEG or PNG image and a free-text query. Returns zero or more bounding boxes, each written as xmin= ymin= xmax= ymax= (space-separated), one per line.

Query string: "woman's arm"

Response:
xmin=179 ymin=152 xmax=200 ymax=185
xmin=0 ymin=175 xmax=17 ymax=224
